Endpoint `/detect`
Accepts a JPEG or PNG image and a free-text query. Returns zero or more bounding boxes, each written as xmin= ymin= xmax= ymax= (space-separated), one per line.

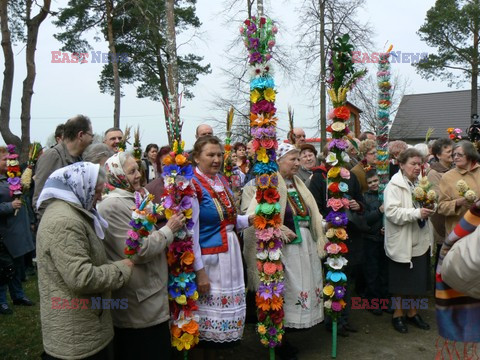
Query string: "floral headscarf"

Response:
xmin=277 ymin=143 xmax=298 ymax=160
xmin=37 ymin=162 xmax=108 ymax=239
xmin=104 ymin=152 xmax=135 ymax=192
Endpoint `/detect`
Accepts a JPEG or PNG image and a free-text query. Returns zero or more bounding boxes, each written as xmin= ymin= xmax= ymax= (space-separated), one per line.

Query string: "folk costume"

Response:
xmin=243 ymin=168 xmax=327 ymax=328
xmin=192 ymin=168 xmax=248 ymax=343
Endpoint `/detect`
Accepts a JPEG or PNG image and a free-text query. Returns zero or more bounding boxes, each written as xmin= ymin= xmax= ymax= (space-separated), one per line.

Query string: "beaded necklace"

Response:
xmin=285 ymin=179 xmax=308 ymax=217
xmin=195 ymin=169 xmax=237 ymax=222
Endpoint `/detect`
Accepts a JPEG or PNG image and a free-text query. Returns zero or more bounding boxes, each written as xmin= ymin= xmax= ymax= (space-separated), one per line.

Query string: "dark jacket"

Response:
xmin=0 ymin=175 xmax=34 ymax=258
xmin=363 ymin=190 xmax=384 ymax=242
xmin=308 ymin=166 xmax=365 ymax=265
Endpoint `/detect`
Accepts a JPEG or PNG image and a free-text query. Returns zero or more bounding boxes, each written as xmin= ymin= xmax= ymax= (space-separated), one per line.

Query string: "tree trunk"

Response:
xmin=320 ymin=0 xmax=326 ymax=148
xmin=19 ymin=0 xmax=51 ymax=161
xmin=156 ymin=49 xmax=172 ymax=144
xmin=0 ymin=0 xmax=20 ymax=150
xmin=165 ymin=0 xmax=180 ymax=145
xmin=105 ymin=0 xmax=120 ymax=128
xmin=471 ymin=3 xmax=479 ymax=122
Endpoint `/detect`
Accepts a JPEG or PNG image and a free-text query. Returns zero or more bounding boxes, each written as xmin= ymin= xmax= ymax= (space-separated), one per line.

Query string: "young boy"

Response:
xmin=363 ymin=169 xmax=389 ymax=315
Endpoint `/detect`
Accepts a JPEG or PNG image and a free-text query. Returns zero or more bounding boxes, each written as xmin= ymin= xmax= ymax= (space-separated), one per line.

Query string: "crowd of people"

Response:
xmin=0 ymin=115 xmax=479 ymax=359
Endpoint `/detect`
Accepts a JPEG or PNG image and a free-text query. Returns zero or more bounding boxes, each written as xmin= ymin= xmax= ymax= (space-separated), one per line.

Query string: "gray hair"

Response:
xmin=83 ymin=143 xmax=115 ymax=164
xmin=454 ymin=140 xmax=480 ymax=163
xmin=97 ymin=167 xmax=107 ymax=185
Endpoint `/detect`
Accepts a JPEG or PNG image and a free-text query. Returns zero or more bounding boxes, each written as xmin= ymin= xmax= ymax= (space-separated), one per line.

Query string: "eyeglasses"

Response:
xmin=453 ymin=153 xmax=465 ymax=158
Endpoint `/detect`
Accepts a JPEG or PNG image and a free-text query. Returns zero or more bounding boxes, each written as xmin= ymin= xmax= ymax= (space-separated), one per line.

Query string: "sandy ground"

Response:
xmin=216 ymin=296 xmax=446 ymax=360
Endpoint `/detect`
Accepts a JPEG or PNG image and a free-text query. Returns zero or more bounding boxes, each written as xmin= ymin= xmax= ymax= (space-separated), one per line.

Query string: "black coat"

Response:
xmin=308 ymin=167 xmax=365 ymax=265
xmin=363 ymin=190 xmax=384 ymax=242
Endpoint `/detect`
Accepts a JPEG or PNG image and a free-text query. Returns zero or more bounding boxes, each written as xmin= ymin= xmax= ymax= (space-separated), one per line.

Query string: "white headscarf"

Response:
xmin=277 ymin=143 xmax=298 ymax=160
xmin=37 ymin=162 xmax=108 ymax=239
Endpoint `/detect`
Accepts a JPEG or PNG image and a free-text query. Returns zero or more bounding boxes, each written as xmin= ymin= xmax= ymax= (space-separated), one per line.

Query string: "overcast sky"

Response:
xmin=1 ymin=0 xmax=458 ymax=149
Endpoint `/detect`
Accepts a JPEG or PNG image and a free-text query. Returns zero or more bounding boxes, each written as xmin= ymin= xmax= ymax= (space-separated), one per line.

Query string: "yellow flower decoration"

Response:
xmin=256 ymin=148 xmax=269 ymax=163
xmin=339 ymin=298 xmax=347 ymax=308
xmin=277 ymin=333 xmax=283 ymax=342
xmin=173 ymin=140 xmax=178 ymax=153
xmin=261 ymin=339 xmax=269 ymax=346
xmin=175 ymin=294 xmax=187 ymax=305
xmin=184 ymin=208 xmax=193 ymax=219
xmin=326 ymin=228 xmax=335 ymax=238
xmin=257 ymin=324 xmax=267 ymax=335
xmin=165 ymin=208 xmax=174 ymax=219
xmin=323 ymin=284 xmax=334 ymax=297
xmin=264 ymin=88 xmax=276 ymax=102
xmin=331 ymin=121 xmax=346 ymax=132
xmin=327 ymin=167 xmax=340 ymax=178
xmin=172 ymin=333 xmax=198 ymax=351
xmin=250 ymin=89 xmax=262 ymax=103
xmin=191 ymin=291 xmax=199 ymax=301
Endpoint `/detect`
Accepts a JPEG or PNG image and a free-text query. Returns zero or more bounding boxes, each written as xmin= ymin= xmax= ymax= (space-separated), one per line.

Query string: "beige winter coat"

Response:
xmin=384 ymin=172 xmax=432 ymax=265
xmin=98 ymin=189 xmax=174 ymax=329
xmin=37 ymin=200 xmax=132 ymax=360
xmin=438 ymin=164 xmax=480 ymax=234
xmin=241 ymin=174 xmax=326 ymax=291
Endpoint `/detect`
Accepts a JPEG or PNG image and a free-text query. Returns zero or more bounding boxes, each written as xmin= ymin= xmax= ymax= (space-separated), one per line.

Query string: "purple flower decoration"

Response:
xmin=328 ymin=139 xmax=349 ymax=151
xmin=247 ymin=23 xmax=257 ymax=34
xmin=269 ymin=340 xmax=277 ymax=348
xmin=179 ymin=196 xmax=192 ymax=210
xmin=129 ymin=219 xmax=142 ymax=229
xmin=249 ymin=52 xmax=262 ymax=64
xmin=258 ymin=283 xmax=273 ymax=300
xmin=268 ymin=327 xmax=277 ymax=336
xmin=6 ymin=144 xmax=16 ymax=154
xmin=272 ymin=282 xmax=284 ymax=297
xmin=334 ymin=286 xmax=346 ymax=299
xmin=325 ymin=211 xmax=348 ymax=227
xmin=7 ymin=177 xmax=20 ymax=185
xmin=331 ymin=301 xmax=342 ymax=312
xmin=249 ymin=37 xmax=260 ymax=49
xmin=186 ymin=218 xmax=195 ymax=230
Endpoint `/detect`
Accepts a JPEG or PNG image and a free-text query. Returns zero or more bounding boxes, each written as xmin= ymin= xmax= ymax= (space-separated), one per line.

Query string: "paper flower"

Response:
xmin=326 ymin=152 xmax=338 ymax=165
xmin=325 ymin=243 xmax=342 ymax=254
xmin=331 ymin=122 xmax=346 ymax=132
xmin=326 ymin=256 xmax=348 ymax=270
xmin=327 ymin=167 xmax=340 ymax=178
xmin=323 ymin=284 xmax=334 ymax=297
xmin=333 ymin=106 xmax=351 ymax=120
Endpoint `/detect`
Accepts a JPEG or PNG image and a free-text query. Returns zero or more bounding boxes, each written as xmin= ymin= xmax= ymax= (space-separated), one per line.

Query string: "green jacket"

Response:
xmin=37 ymin=199 xmax=132 ymax=359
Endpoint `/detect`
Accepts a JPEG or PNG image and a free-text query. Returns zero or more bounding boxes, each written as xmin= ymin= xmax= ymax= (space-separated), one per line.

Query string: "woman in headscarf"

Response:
xmin=36 ymin=162 xmax=133 ymax=360
xmin=243 ymin=143 xmax=326 ymax=359
xmin=97 ymin=152 xmax=185 ymax=360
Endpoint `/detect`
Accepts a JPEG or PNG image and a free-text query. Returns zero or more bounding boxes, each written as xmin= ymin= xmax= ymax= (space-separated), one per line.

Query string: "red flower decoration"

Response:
xmin=333 ymin=106 xmax=350 ymax=120
xmin=244 ymin=19 xmax=251 ymax=26
xmin=328 ymin=182 xmax=340 ymax=193
xmin=339 ymin=242 xmax=348 ymax=254
xmin=264 ymin=188 xmax=280 ymax=204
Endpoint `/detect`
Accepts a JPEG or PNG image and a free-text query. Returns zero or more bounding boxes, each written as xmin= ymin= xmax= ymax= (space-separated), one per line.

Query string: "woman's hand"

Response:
xmin=11 ymin=199 xmax=22 ymax=209
xmin=121 ymin=259 xmax=134 ymax=268
xmin=420 ymin=208 xmax=435 ymax=219
xmin=166 ymin=213 xmax=186 ymax=233
xmin=349 ymin=199 xmax=360 ymax=211
xmin=196 ymin=268 xmax=210 ymax=294
xmin=379 ymin=204 xmax=384 ymax=213
xmin=284 ymin=228 xmax=297 ymax=243
xmin=455 ymin=197 xmax=469 ymax=208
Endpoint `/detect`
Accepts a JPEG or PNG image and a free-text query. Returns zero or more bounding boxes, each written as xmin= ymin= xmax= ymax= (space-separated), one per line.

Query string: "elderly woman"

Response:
xmin=438 ymin=140 xmax=480 ymax=234
xmin=190 ymin=136 xmax=251 ymax=350
xmin=97 ymin=152 xmax=184 ymax=360
xmin=297 ymin=144 xmax=318 ymax=183
xmin=426 ymin=138 xmax=453 ymax=270
xmin=350 ymin=139 xmax=376 ymax=193
xmin=82 ymin=143 xmax=114 ymax=166
xmin=243 ymin=143 xmax=326 ymax=358
xmin=384 ymin=148 xmax=434 ymax=333
xmin=36 ymin=162 xmax=133 ymax=359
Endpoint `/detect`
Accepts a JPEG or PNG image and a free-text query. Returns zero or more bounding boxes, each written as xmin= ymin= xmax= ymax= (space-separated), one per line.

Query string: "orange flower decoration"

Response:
xmin=171 ymin=324 xmax=182 ymax=338
xmin=268 ymin=213 xmax=282 ymax=227
xmin=271 ymin=296 xmax=283 ymax=311
xmin=224 ymin=144 xmax=232 ymax=151
xmin=183 ymin=320 xmax=200 ymax=335
xmin=264 ymin=188 xmax=280 ymax=204
xmin=180 ymin=251 xmax=194 ymax=266
xmin=175 ymin=154 xmax=187 ymax=166
xmin=167 ymin=250 xmax=176 ymax=266
xmin=256 ymin=295 xmax=271 ymax=311
xmin=163 ymin=155 xmax=174 ymax=166
xmin=333 ymin=106 xmax=351 ymax=120
xmin=254 ymin=216 xmax=267 ymax=230
xmin=263 ymin=262 xmax=277 ymax=275
xmin=334 ymin=228 xmax=348 ymax=240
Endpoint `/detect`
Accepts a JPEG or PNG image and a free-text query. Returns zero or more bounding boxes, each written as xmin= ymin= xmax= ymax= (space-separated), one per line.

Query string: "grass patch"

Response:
xmin=0 ymin=275 xmax=43 ymax=360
